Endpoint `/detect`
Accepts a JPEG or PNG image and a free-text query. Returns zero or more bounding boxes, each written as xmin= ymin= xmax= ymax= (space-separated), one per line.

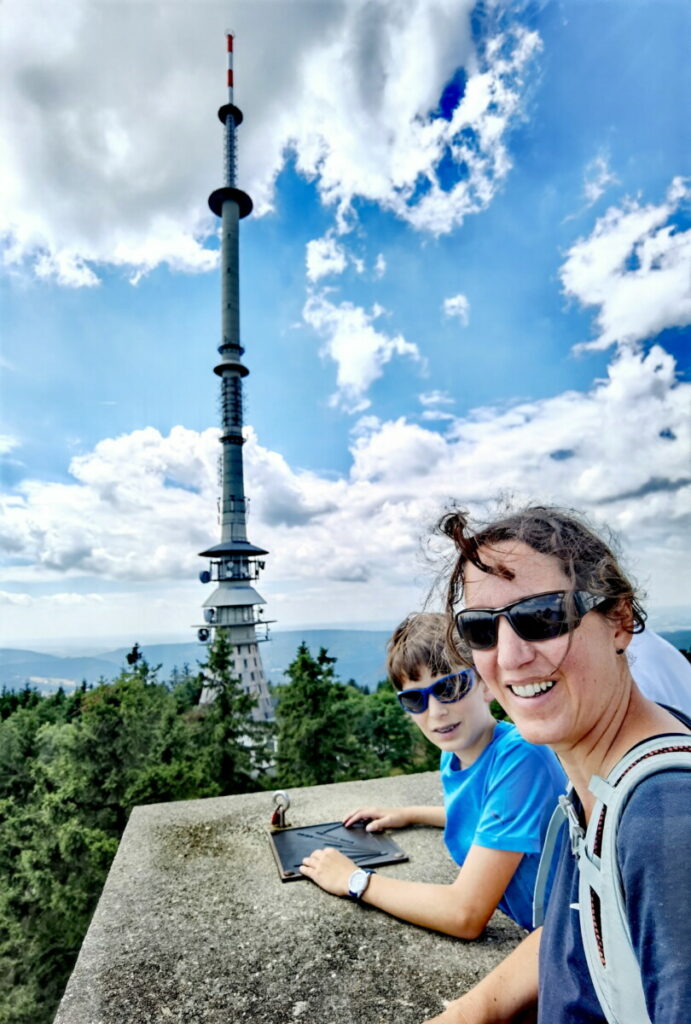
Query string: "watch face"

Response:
xmin=348 ymin=869 xmax=369 ymax=898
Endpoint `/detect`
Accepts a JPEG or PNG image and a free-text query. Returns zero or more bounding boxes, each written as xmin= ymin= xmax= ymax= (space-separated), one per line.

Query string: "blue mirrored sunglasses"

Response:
xmin=397 ymin=668 xmax=475 ymax=714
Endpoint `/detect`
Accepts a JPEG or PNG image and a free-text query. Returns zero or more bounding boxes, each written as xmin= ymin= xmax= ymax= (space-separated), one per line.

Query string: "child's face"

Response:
xmin=399 ymin=666 xmax=495 ymax=761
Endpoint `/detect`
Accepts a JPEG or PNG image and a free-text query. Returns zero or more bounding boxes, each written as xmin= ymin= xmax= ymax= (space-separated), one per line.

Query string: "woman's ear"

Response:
xmin=610 ymin=599 xmax=634 ymax=655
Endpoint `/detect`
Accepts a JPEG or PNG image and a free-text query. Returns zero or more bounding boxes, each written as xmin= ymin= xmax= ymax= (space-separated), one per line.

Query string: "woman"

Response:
xmin=423 ymin=505 xmax=691 ymax=1024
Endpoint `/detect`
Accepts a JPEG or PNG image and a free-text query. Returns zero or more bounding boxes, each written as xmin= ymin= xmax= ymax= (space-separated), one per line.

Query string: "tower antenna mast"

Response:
xmin=196 ymin=32 xmax=273 ymax=718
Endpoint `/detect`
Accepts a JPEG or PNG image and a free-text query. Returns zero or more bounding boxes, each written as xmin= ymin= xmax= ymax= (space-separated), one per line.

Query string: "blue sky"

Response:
xmin=1 ymin=0 xmax=689 ymax=651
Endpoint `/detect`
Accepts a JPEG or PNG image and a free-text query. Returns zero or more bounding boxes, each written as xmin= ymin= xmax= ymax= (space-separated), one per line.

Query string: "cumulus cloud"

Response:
xmin=561 ymin=177 xmax=691 ymax=352
xmin=2 ymin=346 xmax=689 ymax=614
xmin=305 ymin=234 xmax=348 ymax=282
xmin=1 ymin=0 xmax=540 ymax=284
xmin=0 ymin=426 xmax=220 ymax=580
xmin=0 ymin=590 xmax=32 ymax=607
xmin=443 ymin=293 xmax=470 ymax=325
xmin=303 ymin=291 xmax=423 ymax=412
xmin=286 ymin=6 xmax=541 ymax=234
xmin=242 ymin=428 xmax=340 ymax=527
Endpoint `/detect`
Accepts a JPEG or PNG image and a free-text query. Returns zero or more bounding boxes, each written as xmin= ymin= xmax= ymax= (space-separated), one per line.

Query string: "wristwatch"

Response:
xmin=347 ymin=867 xmax=375 ymax=901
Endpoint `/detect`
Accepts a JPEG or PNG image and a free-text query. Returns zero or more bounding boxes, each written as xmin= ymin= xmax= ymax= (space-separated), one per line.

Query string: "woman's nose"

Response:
xmin=495 ymin=614 xmax=535 ymax=670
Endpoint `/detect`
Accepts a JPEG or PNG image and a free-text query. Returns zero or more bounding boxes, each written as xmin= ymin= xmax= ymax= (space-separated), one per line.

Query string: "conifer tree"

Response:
xmin=274 ymin=644 xmax=357 ymax=786
xmin=195 ymin=631 xmax=273 ymax=794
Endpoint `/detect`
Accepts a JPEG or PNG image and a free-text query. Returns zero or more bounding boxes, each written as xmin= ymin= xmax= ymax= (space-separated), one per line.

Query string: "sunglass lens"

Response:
xmin=435 ymin=671 xmax=473 ymax=702
xmin=399 ymin=690 xmax=425 ymax=713
xmin=435 ymin=677 xmax=458 ymax=702
xmin=457 ymin=611 xmax=497 ymax=651
xmin=512 ymin=594 xmax=567 ymax=641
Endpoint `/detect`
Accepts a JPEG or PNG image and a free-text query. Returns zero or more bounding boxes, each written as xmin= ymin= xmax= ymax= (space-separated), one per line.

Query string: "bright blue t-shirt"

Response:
xmin=440 ymin=720 xmax=565 ymax=931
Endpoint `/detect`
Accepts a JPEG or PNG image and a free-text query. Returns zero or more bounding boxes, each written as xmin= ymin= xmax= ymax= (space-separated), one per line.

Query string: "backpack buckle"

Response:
xmin=558 ymin=792 xmax=584 ymax=855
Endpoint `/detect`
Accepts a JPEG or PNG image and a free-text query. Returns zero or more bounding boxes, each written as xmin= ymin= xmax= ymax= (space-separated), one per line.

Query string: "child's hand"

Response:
xmin=299 ymin=847 xmax=356 ymax=896
xmin=342 ymin=806 xmax=411 ymax=831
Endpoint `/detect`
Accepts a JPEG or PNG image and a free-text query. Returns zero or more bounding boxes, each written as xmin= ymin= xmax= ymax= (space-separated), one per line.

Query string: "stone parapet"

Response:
xmin=54 ymin=771 xmax=524 ymax=1024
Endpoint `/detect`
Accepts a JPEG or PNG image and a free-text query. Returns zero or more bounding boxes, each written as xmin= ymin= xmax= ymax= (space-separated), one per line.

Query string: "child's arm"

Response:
xmin=421 ymin=927 xmax=541 ymax=1022
xmin=343 ymin=805 xmax=446 ymax=830
xmin=299 ymin=842 xmax=523 ymax=940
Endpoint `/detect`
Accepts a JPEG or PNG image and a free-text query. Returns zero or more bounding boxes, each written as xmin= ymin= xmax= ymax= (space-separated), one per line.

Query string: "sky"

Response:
xmin=1 ymin=0 xmax=690 ymax=653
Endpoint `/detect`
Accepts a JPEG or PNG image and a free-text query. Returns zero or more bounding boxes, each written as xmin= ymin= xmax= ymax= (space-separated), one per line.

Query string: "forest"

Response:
xmin=0 ymin=635 xmax=441 ymax=1024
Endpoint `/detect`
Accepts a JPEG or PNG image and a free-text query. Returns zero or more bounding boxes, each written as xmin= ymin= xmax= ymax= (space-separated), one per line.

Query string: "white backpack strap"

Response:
xmin=579 ymin=736 xmax=691 ymax=1024
xmin=533 ymin=787 xmax=585 ymax=928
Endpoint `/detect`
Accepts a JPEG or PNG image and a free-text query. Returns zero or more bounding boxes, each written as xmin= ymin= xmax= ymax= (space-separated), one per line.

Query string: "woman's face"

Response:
xmin=462 ymin=539 xmax=627 ymax=752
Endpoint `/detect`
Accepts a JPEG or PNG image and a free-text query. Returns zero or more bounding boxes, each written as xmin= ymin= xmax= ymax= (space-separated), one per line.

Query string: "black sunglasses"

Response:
xmin=455 ymin=590 xmax=607 ymax=651
xmin=397 ymin=669 xmax=475 ymax=714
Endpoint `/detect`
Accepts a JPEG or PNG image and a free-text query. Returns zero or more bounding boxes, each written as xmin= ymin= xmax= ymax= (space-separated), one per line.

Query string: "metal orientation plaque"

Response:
xmin=269 ymin=821 xmax=408 ymax=882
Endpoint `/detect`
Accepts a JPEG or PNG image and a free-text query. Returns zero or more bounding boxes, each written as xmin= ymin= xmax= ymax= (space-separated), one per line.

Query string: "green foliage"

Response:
xmin=1 ymin=636 xmax=446 ymax=1024
xmin=346 ymin=684 xmax=417 ymax=776
xmin=0 ymin=636 xmax=272 ymax=1024
xmin=274 ymin=648 xmax=440 ymax=786
xmin=274 ymin=644 xmax=357 ymax=786
xmin=490 ymin=699 xmax=511 ymax=722
xmin=194 ymin=631 xmax=273 ymax=795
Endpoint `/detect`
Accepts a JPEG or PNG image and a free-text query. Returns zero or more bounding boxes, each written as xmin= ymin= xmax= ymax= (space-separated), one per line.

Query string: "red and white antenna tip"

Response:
xmin=226 ymin=32 xmax=234 ymax=102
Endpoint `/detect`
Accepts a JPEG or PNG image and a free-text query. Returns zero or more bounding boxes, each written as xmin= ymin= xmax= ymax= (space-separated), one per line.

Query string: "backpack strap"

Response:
xmin=532 ymin=787 xmax=578 ymax=929
xmin=579 ymin=736 xmax=691 ymax=1024
xmin=532 ymin=736 xmax=691 ymax=1024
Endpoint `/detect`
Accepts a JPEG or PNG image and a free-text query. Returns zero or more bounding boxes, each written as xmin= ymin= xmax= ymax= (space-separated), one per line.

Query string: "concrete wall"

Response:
xmin=54 ymin=771 xmax=525 ymax=1024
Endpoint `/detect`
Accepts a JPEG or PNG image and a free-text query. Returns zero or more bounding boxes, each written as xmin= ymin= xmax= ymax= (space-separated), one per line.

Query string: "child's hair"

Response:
xmin=386 ymin=612 xmax=472 ymax=691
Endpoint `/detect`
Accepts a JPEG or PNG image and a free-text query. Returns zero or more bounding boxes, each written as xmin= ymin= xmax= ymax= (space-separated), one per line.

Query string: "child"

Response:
xmin=299 ymin=612 xmax=565 ymax=937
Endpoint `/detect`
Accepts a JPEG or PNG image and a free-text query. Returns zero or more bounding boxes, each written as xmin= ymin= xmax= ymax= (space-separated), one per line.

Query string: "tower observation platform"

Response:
xmin=196 ymin=34 xmax=273 ymax=721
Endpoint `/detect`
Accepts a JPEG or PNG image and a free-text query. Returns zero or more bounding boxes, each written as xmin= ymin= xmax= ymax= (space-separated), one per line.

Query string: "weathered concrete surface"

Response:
xmin=54 ymin=772 xmax=525 ymax=1024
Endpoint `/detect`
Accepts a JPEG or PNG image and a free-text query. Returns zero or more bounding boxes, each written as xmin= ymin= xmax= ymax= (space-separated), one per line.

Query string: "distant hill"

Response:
xmin=2 ymin=628 xmax=688 ymax=696
xmin=0 ymin=630 xmax=391 ymax=695
xmin=658 ymin=629 xmax=691 ymax=654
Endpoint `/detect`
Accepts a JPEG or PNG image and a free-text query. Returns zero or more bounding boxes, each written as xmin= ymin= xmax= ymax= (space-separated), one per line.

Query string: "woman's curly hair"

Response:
xmin=438 ymin=504 xmax=646 ymax=657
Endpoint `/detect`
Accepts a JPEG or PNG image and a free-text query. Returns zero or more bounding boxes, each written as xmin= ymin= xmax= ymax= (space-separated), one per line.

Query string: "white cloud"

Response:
xmin=305 ymin=235 xmax=348 ymax=282
xmin=303 ymin=291 xmax=423 ymax=412
xmin=443 ymin=293 xmax=470 ymax=325
xmin=0 ymin=436 xmax=19 ymax=456
xmin=421 ymin=410 xmax=457 ymax=422
xmin=561 ymin=177 xmax=691 ymax=352
xmin=397 ymin=25 xmax=542 ymax=235
xmin=2 ymin=345 xmax=689 ymax=637
xmin=285 ymin=9 xmax=541 ymax=236
xmin=419 ymin=390 xmax=454 ymax=406
xmin=0 ymin=0 xmax=540 ymax=284
xmin=583 ymin=154 xmax=619 ymax=206
xmin=0 ymin=590 xmax=32 ymax=607
xmin=0 ymin=426 xmax=220 ymax=581
xmin=419 ymin=391 xmax=456 ymax=418
xmin=374 ymin=253 xmax=387 ymax=278
xmin=0 ymin=591 xmax=105 ymax=608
